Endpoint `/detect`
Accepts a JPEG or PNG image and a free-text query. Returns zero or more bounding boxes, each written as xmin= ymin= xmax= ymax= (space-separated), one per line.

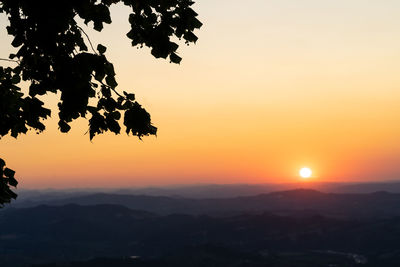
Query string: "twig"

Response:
xmin=0 ymin=58 xmax=19 ymax=64
xmin=90 ymin=74 xmax=123 ymax=98
xmin=76 ymin=25 xmax=98 ymax=55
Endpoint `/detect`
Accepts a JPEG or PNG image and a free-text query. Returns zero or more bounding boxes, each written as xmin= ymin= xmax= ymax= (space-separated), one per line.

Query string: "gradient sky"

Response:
xmin=2 ymin=0 xmax=400 ymax=188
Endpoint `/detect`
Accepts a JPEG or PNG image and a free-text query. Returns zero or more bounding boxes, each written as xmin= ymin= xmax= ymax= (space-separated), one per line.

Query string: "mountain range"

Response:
xmin=10 ymin=188 xmax=400 ymax=218
xmin=2 ymin=189 xmax=400 ymax=266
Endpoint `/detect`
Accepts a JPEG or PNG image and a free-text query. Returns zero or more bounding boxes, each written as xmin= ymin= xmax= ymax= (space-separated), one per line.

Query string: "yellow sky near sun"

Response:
xmin=1 ymin=0 xmax=400 ymax=188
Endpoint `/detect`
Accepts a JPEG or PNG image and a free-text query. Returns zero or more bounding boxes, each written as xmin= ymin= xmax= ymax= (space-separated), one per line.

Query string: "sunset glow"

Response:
xmin=2 ymin=1 xmax=400 ymax=189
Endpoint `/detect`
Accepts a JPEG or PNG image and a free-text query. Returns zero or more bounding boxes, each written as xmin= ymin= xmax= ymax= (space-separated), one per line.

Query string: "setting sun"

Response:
xmin=299 ymin=167 xmax=312 ymax=179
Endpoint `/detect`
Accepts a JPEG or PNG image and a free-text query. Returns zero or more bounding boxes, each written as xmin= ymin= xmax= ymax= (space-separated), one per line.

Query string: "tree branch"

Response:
xmin=91 ymin=74 xmax=123 ymax=98
xmin=0 ymin=58 xmax=19 ymax=64
xmin=76 ymin=25 xmax=98 ymax=55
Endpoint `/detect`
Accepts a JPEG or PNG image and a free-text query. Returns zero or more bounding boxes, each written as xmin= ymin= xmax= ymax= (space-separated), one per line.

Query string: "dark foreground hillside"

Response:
xmin=1 ymin=193 xmax=400 ymax=266
xmin=33 ymin=246 xmax=374 ymax=267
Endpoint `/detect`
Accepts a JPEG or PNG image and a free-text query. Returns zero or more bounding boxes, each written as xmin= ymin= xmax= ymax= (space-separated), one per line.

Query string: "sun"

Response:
xmin=299 ymin=167 xmax=312 ymax=178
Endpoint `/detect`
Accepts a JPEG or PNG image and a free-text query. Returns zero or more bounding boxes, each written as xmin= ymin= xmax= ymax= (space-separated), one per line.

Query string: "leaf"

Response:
xmin=93 ymin=21 xmax=104 ymax=32
xmin=191 ymin=18 xmax=203 ymax=29
xmin=11 ymin=36 xmax=23 ymax=47
xmin=58 ymin=120 xmax=71 ymax=133
xmin=170 ymin=53 xmax=182 ymax=64
xmin=3 ymin=168 xmax=15 ymax=179
xmin=111 ymin=111 xmax=121 ymax=120
xmin=97 ymin=44 xmax=107 ymax=54
xmin=123 ymin=91 xmax=135 ymax=100
xmin=105 ymin=75 xmax=118 ymax=88
xmin=11 ymin=75 xmax=21 ymax=84
xmin=184 ymin=31 xmax=198 ymax=43
xmin=106 ymin=116 xmax=121 ymax=134
xmin=123 ymin=103 xmax=157 ymax=137
xmin=8 ymin=177 xmax=18 ymax=187
xmin=101 ymin=85 xmax=111 ymax=97
xmin=5 ymin=188 xmax=17 ymax=200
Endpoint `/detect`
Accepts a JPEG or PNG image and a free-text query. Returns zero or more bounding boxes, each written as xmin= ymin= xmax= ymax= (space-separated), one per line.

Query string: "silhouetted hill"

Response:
xmin=33 ymin=245 xmax=367 ymax=267
xmin=12 ymin=189 xmax=400 ymax=218
xmin=2 ymin=203 xmax=400 ymax=266
xmin=332 ymin=182 xmax=400 ymax=194
xmin=14 ymin=182 xmax=400 ymax=205
xmin=5 ymin=204 xmax=155 ymax=221
xmin=0 ymin=204 xmax=156 ymax=266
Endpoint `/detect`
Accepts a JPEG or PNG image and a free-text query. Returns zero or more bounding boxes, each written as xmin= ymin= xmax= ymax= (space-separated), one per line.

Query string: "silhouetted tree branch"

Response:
xmin=0 ymin=0 xmax=202 ymax=205
xmin=0 ymin=58 xmax=19 ymax=64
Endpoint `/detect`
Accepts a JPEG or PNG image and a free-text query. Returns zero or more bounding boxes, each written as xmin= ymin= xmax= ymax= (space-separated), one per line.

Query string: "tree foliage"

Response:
xmin=0 ymin=0 xmax=202 ymax=205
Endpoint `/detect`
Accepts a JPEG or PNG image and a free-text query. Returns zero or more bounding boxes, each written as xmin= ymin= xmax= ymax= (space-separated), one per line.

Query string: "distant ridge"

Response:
xmin=332 ymin=182 xmax=400 ymax=193
xmin=9 ymin=189 xmax=400 ymax=218
xmin=16 ymin=182 xmax=400 ymax=202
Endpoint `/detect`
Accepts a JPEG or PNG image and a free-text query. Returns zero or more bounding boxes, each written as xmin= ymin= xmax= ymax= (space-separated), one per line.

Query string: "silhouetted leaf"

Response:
xmin=3 ymin=168 xmax=15 ymax=179
xmin=97 ymin=44 xmax=107 ymax=54
xmin=8 ymin=177 xmax=18 ymax=187
xmin=58 ymin=120 xmax=71 ymax=133
xmin=123 ymin=91 xmax=135 ymax=100
xmin=105 ymin=76 xmax=118 ymax=88
xmin=0 ymin=158 xmax=17 ymax=205
xmin=170 ymin=53 xmax=182 ymax=64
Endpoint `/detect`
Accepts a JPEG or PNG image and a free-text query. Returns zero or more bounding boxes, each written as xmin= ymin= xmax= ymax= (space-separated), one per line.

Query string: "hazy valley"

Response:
xmin=2 ymin=184 xmax=400 ymax=266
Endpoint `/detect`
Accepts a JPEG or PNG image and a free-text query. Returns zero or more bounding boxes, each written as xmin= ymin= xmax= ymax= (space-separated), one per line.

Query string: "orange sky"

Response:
xmin=2 ymin=1 xmax=400 ymax=188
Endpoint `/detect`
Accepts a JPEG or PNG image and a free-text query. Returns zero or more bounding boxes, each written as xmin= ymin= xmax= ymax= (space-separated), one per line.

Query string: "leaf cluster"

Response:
xmin=0 ymin=0 xmax=201 ymax=203
xmin=0 ymin=158 xmax=17 ymax=206
xmin=0 ymin=0 xmax=201 ymax=139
